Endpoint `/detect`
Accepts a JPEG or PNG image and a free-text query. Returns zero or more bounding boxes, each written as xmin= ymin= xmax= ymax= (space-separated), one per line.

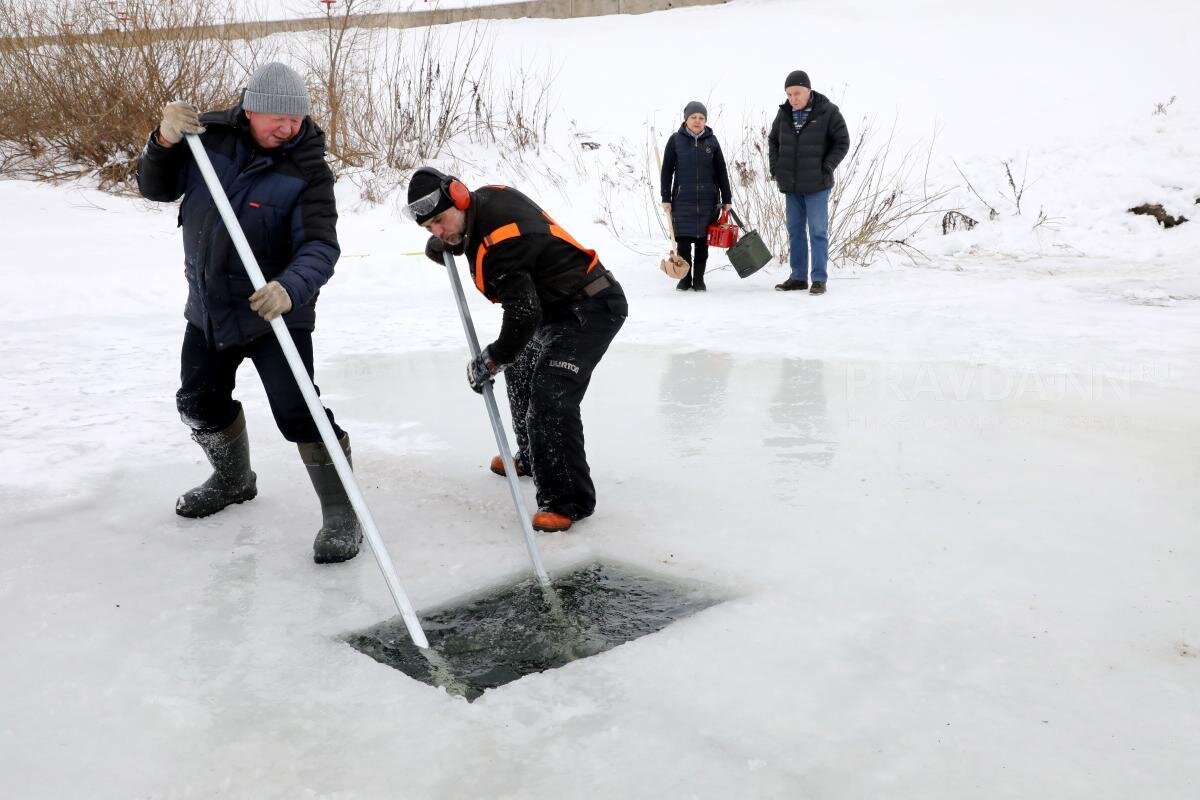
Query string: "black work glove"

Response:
xmin=425 ymin=234 xmax=465 ymax=263
xmin=466 ymin=346 xmax=503 ymax=394
xmin=424 ymin=235 xmax=447 ymax=264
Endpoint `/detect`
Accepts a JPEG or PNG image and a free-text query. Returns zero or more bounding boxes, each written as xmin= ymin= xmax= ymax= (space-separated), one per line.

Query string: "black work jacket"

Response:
xmin=461 ymin=186 xmax=604 ymax=363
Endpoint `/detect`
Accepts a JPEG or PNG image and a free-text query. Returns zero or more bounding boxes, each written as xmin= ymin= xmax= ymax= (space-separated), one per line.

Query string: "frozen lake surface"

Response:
xmin=3 ymin=0 xmax=1199 ymax=790
xmin=3 ymin=346 xmax=1196 ymax=798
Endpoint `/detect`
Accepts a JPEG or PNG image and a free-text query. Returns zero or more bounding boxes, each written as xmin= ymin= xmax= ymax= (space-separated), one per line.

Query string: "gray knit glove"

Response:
xmin=158 ymin=101 xmax=205 ymax=146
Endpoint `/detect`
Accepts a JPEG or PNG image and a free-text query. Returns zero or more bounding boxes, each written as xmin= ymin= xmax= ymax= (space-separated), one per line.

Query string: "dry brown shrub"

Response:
xmin=730 ymin=115 xmax=948 ymax=266
xmin=0 ymin=1 xmax=559 ymax=197
xmin=0 ymin=0 xmax=242 ymax=188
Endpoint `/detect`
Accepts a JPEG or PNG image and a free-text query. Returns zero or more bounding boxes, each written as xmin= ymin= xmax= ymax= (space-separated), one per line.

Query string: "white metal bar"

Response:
xmin=440 ymin=250 xmax=551 ymax=587
xmin=184 ymin=134 xmax=429 ymax=649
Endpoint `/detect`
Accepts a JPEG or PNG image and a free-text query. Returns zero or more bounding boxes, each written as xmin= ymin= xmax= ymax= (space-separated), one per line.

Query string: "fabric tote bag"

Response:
xmin=725 ymin=209 xmax=773 ymax=278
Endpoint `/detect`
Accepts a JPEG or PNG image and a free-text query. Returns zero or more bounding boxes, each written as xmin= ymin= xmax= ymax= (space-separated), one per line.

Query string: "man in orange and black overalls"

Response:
xmin=405 ymin=167 xmax=628 ymax=533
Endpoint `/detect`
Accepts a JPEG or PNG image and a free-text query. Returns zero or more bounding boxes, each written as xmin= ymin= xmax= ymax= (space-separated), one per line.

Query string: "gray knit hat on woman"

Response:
xmin=243 ymin=62 xmax=310 ymax=116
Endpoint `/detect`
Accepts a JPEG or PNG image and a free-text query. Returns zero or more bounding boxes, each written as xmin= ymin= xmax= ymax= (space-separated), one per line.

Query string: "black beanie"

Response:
xmin=406 ymin=166 xmax=454 ymax=224
xmin=784 ymin=70 xmax=811 ymax=89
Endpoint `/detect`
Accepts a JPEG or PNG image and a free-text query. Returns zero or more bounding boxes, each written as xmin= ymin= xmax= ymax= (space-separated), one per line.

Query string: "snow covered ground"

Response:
xmin=2 ymin=0 xmax=1199 ymax=797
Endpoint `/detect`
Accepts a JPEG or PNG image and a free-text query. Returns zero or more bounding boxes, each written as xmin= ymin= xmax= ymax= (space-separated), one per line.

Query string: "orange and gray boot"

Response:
xmin=489 ymin=453 xmax=530 ymax=477
xmin=299 ymin=434 xmax=362 ymax=564
xmin=176 ymin=408 xmax=257 ymax=518
xmin=532 ymin=509 xmax=573 ymax=532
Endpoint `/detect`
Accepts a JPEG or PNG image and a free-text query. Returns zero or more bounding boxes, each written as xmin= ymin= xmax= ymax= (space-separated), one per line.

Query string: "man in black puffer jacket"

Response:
xmin=405 ymin=167 xmax=627 ymax=534
xmin=137 ymin=62 xmax=361 ymax=565
xmin=768 ymin=69 xmax=850 ymax=295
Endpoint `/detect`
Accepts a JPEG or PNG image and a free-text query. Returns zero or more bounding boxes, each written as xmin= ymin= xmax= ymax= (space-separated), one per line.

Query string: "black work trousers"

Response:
xmin=176 ymin=322 xmax=344 ymax=443
xmin=505 ymin=286 xmax=627 ymax=520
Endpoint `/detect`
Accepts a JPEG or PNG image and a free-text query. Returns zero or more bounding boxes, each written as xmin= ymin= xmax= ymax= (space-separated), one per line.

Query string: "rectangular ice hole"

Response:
xmin=344 ymin=562 xmax=724 ymax=701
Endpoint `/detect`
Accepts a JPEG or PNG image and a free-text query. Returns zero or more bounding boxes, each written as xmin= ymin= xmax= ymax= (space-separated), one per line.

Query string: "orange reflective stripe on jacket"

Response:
xmin=475 ymin=222 xmax=522 ymax=293
xmin=543 ymin=212 xmax=599 ymax=272
xmin=474 ymin=216 xmax=598 ymax=295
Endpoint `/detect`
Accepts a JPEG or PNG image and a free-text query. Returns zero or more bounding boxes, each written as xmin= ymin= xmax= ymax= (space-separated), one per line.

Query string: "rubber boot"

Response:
xmin=176 ymin=409 xmax=257 ymax=518
xmin=692 ymin=260 xmax=707 ymax=291
xmin=299 ymin=434 xmax=362 ymax=564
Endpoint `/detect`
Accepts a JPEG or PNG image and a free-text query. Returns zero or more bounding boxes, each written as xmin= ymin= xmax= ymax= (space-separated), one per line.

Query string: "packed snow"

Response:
xmin=2 ymin=0 xmax=1198 ymax=798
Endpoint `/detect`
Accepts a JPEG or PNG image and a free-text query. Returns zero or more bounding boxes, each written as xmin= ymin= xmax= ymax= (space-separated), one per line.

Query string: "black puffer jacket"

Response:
xmin=660 ymin=125 xmax=733 ymax=238
xmin=136 ymin=105 xmax=339 ymax=350
xmin=767 ymin=91 xmax=850 ymax=195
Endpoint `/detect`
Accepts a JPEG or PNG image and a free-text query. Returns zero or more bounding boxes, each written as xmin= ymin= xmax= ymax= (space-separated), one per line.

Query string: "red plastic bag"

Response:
xmin=706 ymin=209 xmax=739 ymax=249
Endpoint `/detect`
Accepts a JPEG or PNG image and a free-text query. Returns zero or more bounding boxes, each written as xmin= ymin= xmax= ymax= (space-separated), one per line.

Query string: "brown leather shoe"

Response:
xmin=489 ymin=454 xmax=529 ymax=477
xmin=774 ymin=278 xmax=808 ymax=291
xmin=532 ymin=510 xmax=573 ymax=532
xmin=809 ymin=281 xmax=827 ymax=295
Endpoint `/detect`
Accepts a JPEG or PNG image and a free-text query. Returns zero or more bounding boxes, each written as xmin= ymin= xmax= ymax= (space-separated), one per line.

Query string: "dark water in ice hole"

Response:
xmin=344 ymin=563 xmax=723 ymax=701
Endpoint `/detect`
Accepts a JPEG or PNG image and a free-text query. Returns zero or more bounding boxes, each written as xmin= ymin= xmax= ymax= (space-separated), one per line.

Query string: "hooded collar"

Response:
xmin=676 ymin=123 xmax=714 ymax=141
xmin=201 ymin=104 xmax=316 ymax=156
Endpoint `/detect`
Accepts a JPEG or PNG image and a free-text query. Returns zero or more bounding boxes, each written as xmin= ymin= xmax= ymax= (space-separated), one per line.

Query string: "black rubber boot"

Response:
xmin=675 ymin=271 xmax=692 ymax=291
xmin=299 ymin=435 xmax=362 ymax=564
xmin=176 ymin=409 xmax=257 ymax=518
xmin=774 ymin=278 xmax=809 ymax=291
xmin=692 ymin=260 xmax=707 ymax=291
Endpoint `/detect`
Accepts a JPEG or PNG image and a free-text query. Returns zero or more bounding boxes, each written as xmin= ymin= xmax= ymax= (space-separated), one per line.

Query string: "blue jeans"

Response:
xmin=785 ymin=188 xmax=830 ymax=283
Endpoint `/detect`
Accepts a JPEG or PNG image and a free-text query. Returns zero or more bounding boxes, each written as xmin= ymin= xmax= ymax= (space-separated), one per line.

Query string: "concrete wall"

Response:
xmin=5 ymin=0 xmax=727 ymax=47
xmin=234 ymin=0 xmax=728 ymax=38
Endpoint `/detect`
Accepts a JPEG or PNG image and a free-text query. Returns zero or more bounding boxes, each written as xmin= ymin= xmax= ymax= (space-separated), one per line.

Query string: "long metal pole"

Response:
xmin=440 ymin=250 xmax=551 ymax=588
xmin=184 ymin=134 xmax=429 ymax=649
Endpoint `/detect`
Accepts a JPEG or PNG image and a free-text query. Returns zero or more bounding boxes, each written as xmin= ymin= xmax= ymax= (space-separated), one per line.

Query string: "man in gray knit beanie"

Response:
xmin=152 ymin=61 xmax=312 ymax=152
xmin=138 ymin=60 xmax=361 ymax=565
xmin=240 ymin=62 xmax=311 ymax=150
xmin=243 ymin=61 xmax=310 ymax=117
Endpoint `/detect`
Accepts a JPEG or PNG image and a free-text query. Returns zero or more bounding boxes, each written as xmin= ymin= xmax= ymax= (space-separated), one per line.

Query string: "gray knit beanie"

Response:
xmin=683 ymin=100 xmax=708 ymax=120
xmin=243 ymin=62 xmax=310 ymax=116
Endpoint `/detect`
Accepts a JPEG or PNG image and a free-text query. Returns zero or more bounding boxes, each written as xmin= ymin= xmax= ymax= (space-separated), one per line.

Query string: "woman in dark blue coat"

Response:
xmin=660 ymin=101 xmax=733 ymax=291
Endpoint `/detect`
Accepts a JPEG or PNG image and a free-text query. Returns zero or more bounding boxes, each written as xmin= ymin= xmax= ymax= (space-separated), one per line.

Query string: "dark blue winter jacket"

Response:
xmin=660 ymin=125 xmax=733 ymax=238
xmin=136 ymin=105 xmax=340 ymax=350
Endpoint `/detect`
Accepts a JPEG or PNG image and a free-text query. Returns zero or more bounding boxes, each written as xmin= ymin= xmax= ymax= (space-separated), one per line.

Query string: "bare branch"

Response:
xmin=952 ymin=159 xmax=999 ymax=221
